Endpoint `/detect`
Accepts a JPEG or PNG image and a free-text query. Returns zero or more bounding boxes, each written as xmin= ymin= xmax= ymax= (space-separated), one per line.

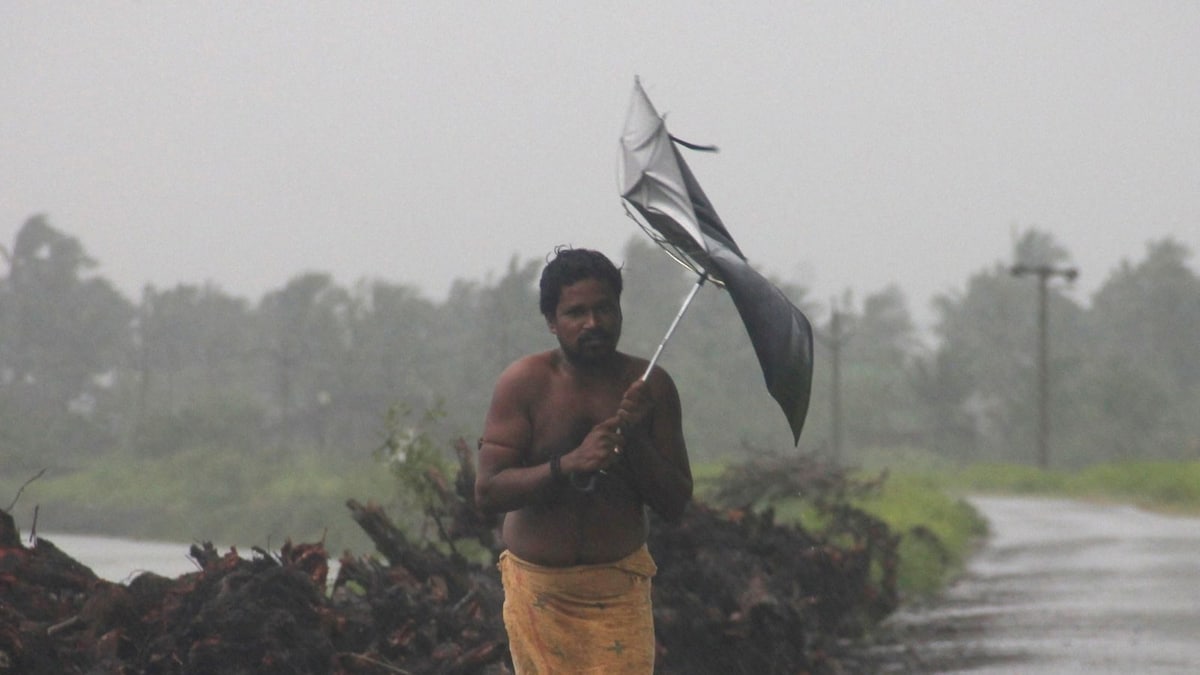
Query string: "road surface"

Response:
xmin=874 ymin=496 xmax=1200 ymax=674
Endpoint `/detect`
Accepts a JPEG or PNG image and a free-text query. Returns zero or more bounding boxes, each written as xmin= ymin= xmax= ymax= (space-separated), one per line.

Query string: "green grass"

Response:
xmin=690 ymin=461 xmax=725 ymax=497
xmin=759 ymin=472 xmax=987 ymax=599
xmin=850 ymin=472 xmax=987 ymax=596
xmin=950 ymin=460 xmax=1200 ymax=514
xmin=2 ymin=448 xmax=396 ymax=555
xmin=843 ymin=454 xmax=1200 ymax=596
xmin=691 ymin=458 xmax=988 ymax=599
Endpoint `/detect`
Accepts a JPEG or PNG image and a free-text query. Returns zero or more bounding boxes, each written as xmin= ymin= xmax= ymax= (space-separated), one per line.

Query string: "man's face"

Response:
xmin=547 ymin=277 xmax=622 ymax=365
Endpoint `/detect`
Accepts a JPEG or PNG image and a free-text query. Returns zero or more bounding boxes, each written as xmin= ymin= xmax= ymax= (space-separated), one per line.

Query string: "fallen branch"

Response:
xmin=46 ymin=615 xmax=82 ymax=637
xmin=29 ymin=504 xmax=39 ymax=544
xmin=6 ymin=467 xmax=46 ymax=512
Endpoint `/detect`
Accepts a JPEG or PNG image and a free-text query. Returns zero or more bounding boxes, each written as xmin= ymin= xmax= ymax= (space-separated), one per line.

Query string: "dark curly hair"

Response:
xmin=538 ymin=246 xmax=623 ymax=318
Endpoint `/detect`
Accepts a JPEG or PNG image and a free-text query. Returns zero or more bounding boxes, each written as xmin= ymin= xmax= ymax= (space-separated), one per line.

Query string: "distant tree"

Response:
xmin=0 ymin=215 xmax=133 ymax=465
xmin=475 ymin=256 xmax=547 ymax=376
xmin=928 ymin=229 xmax=1085 ymax=464
xmin=618 ymin=238 xmax=694 ymax=359
xmin=338 ymin=279 xmax=441 ymax=450
xmin=1013 ymin=228 xmax=1072 ymax=268
xmin=257 ymin=273 xmax=352 ymax=449
xmin=136 ymin=283 xmax=256 ymax=410
xmin=1088 ymin=238 xmax=1200 ymax=390
xmin=908 ymin=347 xmax=978 ymax=459
xmin=856 ymin=286 xmax=921 ymax=361
xmin=6 ymin=212 xmax=1193 ymax=496
xmin=122 ymin=283 xmax=259 ymax=457
xmin=1075 ymin=238 xmax=1200 ymax=460
xmin=130 ymin=390 xmax=269 ymax=459
xmin=423 ymin=256 xmax=545 ymax=443
xmin=0 ymin=216 xmax=133 ymax=403
xmin=837 ymin=285 xmax=924 ymax=450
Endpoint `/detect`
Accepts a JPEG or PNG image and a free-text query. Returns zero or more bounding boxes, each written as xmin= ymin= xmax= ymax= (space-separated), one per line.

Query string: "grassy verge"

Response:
xmin=781 ymin=474 xmax=987 ymax=599
xmin=951 ymin=460 xmax=1200 ymax=514
xmin=693 ymin=454 xmax=1200 ymax=601
xmin=850 ymin=472 xmax=987 ymax=597
xmin=693 ymin=458 xmax=988 ymax=600
xmin=1 ymin=448 xmax=397 ymax=556
xmin=843 ymin=451 xmax=1200 ymax=598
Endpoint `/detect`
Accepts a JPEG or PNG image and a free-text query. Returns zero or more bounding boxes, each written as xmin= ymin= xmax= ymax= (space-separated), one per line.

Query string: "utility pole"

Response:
xmin=1010 ymin=263 xmax=1078 ymax=468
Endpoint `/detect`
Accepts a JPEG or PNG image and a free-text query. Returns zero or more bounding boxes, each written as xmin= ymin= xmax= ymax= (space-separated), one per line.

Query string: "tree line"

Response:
xmin=2 ymin=214 xmax=1197 ymax=474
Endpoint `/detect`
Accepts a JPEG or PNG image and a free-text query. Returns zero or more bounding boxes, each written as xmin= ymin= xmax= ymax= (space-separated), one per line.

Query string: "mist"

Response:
xmin=4 ymin=2 xmax=1198 ymax=336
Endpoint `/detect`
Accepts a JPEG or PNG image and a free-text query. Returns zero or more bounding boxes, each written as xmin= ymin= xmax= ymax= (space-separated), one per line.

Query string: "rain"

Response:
xmin=3 ymin=3 xmax=1198 ymax=673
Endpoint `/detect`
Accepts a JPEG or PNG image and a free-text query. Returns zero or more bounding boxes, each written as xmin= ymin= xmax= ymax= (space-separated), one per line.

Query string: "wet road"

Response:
xmin=879 ymin=496 xmax=1200 ymax=674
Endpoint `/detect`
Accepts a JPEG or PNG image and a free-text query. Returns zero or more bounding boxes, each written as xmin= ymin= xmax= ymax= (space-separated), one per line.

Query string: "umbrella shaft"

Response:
xmin=641 ymin=275 xmax=707 ymax=381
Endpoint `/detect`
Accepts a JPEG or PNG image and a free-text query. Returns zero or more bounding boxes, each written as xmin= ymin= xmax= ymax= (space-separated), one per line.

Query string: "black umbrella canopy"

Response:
xmin=705 ymin=245 xmax=814 ymax=445
xmin=618 ymin=79 xmax=814 ymax=445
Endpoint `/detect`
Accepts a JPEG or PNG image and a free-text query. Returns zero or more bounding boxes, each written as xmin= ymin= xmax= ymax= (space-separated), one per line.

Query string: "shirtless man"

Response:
xmin=475 ymin=247 xmax=692 ymax=673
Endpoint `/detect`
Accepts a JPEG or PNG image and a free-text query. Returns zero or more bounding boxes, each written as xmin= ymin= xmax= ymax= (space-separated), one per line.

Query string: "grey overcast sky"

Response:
xmin=3 ymin=2 xmax=1198 ymax=330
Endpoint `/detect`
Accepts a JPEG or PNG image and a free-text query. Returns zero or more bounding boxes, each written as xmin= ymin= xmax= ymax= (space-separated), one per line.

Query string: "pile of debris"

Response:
xmin=1 ymin=506 xmax=508 ymax=675
xmin=1 ymin=448 xmax=906 ymax=674
xmin=648 ymin=454 xmax=900 ymax=673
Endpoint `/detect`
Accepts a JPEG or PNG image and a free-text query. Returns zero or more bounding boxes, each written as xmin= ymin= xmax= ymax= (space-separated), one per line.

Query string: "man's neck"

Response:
xmin=557 ymin=349 xmax=622 ymax=379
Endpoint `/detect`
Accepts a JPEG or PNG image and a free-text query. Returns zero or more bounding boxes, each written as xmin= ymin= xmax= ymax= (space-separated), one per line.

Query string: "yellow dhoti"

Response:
xmin=498 ymin=545 xmax=657 ymax=674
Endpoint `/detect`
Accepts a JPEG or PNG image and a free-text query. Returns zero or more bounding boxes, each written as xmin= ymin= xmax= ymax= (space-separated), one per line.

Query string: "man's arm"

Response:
xmin=475 ymin=357 xmax=631 ymax=514
xmin=618 ymin=370 xmax=692 ymax=521
xmin=474 ymin=359 xmax=556 ymax=514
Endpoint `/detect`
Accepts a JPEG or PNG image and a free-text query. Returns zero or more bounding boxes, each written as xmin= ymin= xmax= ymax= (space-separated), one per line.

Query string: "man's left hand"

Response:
xmin=617 ymin=380 xmax=653 ymax=434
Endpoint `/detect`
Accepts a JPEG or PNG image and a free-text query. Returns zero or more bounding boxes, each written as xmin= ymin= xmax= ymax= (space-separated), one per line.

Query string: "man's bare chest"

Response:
xmin=527 ymin=380 xmax=626 ymax=457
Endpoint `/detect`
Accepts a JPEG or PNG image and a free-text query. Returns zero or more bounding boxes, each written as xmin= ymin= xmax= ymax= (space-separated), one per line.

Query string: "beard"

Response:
xmin=561 ymin=329 xmax=618 ymax=366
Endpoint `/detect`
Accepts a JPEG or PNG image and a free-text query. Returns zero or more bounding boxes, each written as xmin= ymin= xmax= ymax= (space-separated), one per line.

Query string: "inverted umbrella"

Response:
xmin=618 ymin=78 xmax=814 ymax=445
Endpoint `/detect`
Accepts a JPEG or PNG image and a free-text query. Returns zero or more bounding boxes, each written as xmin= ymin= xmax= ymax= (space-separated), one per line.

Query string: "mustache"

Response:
xmin=580 ymin=329 xmax=612 ymax=342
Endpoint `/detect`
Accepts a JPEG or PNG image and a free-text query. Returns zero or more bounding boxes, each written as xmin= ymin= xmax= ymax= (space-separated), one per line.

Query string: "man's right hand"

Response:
xmin=564 ymin=416 xmax=624 ymax=474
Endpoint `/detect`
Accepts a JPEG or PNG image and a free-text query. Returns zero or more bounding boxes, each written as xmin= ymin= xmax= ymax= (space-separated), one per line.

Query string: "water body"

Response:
xmin=44 ymin=532 xmax=344 ymax=586
xmin=43 ymin=532 xmax=202 ymax=583
xmin=882 ymin=496 xmax=1200 ymax=674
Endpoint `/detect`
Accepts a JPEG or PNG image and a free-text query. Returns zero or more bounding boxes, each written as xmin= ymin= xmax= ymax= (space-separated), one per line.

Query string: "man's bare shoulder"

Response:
xmin=624 ymin=355 xmax=682 ymax=406
xmin=494 ymin=350 xmax=559 ymax=391
xmin=618 ymin=352 xmax=651 ymax=378
xmin=619 ymin=352 xmax=674 ymax=385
